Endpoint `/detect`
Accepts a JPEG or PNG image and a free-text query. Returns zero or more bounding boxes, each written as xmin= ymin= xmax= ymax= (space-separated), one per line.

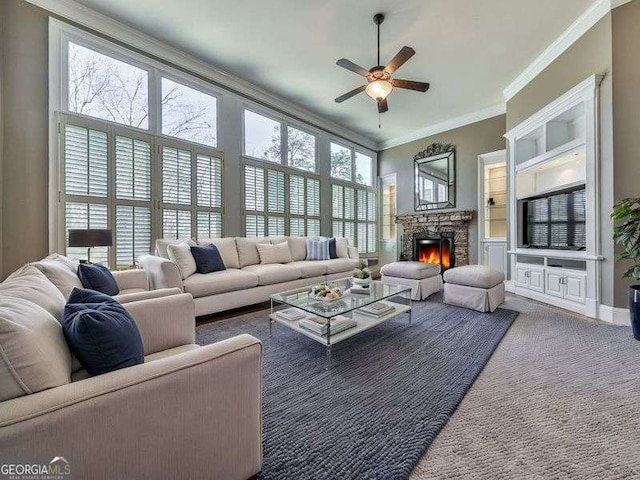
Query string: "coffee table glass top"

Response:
xmin=269 ymin=278 xmax=411 ymax=319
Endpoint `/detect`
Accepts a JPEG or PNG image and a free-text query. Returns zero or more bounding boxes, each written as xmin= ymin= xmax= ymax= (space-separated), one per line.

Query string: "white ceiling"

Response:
xmin=73 ymin=0 xmax=595 ymax=147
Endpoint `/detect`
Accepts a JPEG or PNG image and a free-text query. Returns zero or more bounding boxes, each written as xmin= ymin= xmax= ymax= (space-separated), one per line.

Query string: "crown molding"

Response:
xmin=24 ymin=0 xmax=379 ymax=151
xmin=379 ymin=103 xmax=506 ymax=150
xmin=503 ymin=0 xmax=627 ymax=101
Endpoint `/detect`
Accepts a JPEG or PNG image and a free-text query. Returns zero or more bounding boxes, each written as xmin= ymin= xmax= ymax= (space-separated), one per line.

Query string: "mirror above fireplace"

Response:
xmin=414 ymin=143 xmax=456 ymax=211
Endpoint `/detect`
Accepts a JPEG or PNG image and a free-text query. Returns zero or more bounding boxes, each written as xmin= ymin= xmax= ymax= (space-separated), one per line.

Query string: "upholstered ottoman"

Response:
xmin=380 ymin=261 xmax=442 ymax=300
xmin=443 ymin=265 xmax=505 ymax=312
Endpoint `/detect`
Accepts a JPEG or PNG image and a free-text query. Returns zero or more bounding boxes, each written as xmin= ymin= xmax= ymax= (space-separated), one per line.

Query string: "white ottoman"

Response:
xmin=443 ymin=265 xmax=505 ymax=312
xmin=380 ymin=261 xmax=442 ymax=300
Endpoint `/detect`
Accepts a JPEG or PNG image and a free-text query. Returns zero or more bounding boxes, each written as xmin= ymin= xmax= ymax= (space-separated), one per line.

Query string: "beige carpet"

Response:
xmin=411 ymin=294 xmax=640 ymax=479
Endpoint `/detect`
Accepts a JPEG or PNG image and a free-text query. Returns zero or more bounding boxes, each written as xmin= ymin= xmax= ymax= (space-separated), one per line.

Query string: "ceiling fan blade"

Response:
xmin=378 ymin=98 xmax=388 ymax=113
xmin=385 ymin=46 xmax=415 ymax=74
xmin=336 ymin=58 xmax=370 ymax=77
xmin=392 ymin=79 xmax=430 ymax=92
xmin=334 ymin=85 xmax=366 ymax=103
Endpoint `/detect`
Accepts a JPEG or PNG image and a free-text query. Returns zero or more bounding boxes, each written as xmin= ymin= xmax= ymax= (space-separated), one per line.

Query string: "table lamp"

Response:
xmin=68 ymin=229 xmax=113 ymax=264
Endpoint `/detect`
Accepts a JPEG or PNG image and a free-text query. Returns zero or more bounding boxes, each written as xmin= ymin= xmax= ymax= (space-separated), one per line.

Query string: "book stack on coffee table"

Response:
xmin=357 ymin=302 xmax=396 ymax=318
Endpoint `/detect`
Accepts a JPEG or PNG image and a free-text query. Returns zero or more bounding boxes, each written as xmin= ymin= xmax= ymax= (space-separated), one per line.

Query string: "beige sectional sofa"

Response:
xmin=140 ymin=236 xmax=361 ymax=316
xmin=0 ymin=261 xmax=263 ymax=480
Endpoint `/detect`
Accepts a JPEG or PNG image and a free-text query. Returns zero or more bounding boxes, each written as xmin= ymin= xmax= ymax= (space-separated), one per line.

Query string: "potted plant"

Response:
xmin=612 ymin=197 xmax=640 ymax=340
xmin=352 ymin=262 xmax=371 ymax=286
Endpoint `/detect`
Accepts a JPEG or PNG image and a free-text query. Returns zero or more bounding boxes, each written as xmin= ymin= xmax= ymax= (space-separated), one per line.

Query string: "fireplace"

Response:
xmin=413 ymin=231 xmax=455 ymax=272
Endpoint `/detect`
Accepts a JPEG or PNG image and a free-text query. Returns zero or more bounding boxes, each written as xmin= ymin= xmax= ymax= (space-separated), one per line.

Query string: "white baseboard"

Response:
xmin=504 ymin=280 xmax=515 ymax=293
xmin=598 ymin=305 xmax=630 ymax=326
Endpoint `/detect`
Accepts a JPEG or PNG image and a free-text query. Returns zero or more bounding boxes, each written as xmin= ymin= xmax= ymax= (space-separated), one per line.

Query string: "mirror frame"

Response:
xmin=414 ymin=143 xmax=456 ymax=211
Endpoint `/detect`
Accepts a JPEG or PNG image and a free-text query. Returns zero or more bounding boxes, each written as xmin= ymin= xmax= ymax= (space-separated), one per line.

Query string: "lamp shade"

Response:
xmin=365 ymin=80 xmax=393 ymax=101
xmin=68 ymin=229 xmax=113 ymax=248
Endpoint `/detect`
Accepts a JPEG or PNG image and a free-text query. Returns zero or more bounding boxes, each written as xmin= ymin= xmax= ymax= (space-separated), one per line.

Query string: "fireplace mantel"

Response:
xmin=395 ymin=210 xmax=475 ymax=266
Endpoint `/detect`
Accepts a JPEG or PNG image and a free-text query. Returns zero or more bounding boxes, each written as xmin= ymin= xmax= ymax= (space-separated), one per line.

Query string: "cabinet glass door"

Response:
xmin=484 ymin=163 xmax=507 ymax=239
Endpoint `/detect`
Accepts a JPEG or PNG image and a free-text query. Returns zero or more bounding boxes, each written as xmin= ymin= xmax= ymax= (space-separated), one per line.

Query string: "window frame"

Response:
xmin=241 ymin=158 xmax=321 ymax=238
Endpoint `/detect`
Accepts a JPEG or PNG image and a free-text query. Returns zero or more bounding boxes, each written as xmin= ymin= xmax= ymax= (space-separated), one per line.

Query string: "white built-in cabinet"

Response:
xmin=478 ymin=150 xmax=507 ymax=276
xmin=505 ymin=75 xmax=603 ymax=318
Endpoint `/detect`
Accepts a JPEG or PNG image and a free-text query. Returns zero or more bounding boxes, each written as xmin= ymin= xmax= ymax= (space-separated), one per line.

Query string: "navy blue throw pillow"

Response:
xmin=190 ymin=244 xmax=226 ymax=274
xmin=328 ymin=238 xmax=338 ymax=259
xmin=62 ymin=288 xmax=144 ymax=376
xmin=77 ymin=263 xmax=119 ymax=296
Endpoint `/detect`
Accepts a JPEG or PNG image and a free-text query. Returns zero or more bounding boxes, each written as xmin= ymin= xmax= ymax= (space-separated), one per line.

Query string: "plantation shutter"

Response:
xmin=65 ymin=202 xmax=109 ymax=263
xmin=307 ymin=179 xmax=320 ymax=217
xmin=115 ymin=136 xmax=151 ymax=201
xmin=116 ymin=205 xmax=151 ymax=267
xmin=267 ymin=170 xmax=285 ymax=214
xmin=162 ymin=146 xmax=191 ymax=205
xmin=290 ymin=175 xmax=305 ymax=215
xmin=64 ymin=125 xmax=108 ymax=197
xmin=244 ymin=165 xmax=265 ymax=212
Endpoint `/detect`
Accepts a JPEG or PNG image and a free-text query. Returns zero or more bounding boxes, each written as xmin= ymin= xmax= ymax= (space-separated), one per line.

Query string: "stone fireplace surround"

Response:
xmin=395 ymin=210 xmax=475 ymax=267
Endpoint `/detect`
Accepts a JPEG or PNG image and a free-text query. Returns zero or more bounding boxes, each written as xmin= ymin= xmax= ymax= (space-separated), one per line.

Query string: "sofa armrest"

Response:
xmin=348 ymin=246 xmax=360 ymax=261
xmin=139 ymin=254 xmax=184 ymax=291
xmin=123 ymin=293 xmax=195 ymax=355
xmin=111 ymin=268 xmax=148 ymax=291
xmin=114 ymin=287 xmax=182 ymax=305
xmin=0 ymin=335 xmax=263 ymax=480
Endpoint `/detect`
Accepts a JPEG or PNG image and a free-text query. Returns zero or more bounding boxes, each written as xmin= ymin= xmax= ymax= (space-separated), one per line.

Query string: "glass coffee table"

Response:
xmin=269 ymin=278 xmax=412 ymax=369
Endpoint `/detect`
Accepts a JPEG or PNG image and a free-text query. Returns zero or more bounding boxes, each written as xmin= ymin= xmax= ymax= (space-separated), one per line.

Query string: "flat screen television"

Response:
xmin=521 ymin=187 xmax=586 ymax=250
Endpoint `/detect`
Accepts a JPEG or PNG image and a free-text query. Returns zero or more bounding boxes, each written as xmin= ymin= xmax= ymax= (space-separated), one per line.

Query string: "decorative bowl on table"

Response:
xmin=310 ymin=283 xmax=344 ymax=302
xmin=352 ymin=262 xmax=371 ymax=286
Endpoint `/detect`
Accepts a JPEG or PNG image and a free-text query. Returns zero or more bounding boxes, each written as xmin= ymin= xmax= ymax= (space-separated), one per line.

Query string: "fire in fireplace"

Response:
xmin=413 ymin=231 xmax=455 ymax=272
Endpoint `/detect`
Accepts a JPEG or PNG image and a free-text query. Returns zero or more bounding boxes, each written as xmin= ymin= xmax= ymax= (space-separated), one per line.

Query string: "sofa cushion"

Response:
xmin=62 ymin=289 xmax=144 ymax=376
xmin=335 ymin=238 xmax=349 ymax=258
xmin=43 ymin=253 xmax=80 ymax=272
xmin=287 ymin=236 xmax=307 ymax=261
xmin=78 ymin=263 xmax=120 ymax=296
xmin=1 ymin=265 xmax=66 ymax=318
xmin=197 ymin=238 xmax=240 ymax=269
xmin=443 ymin=265 xmax=505 ymax=288
xmin=156 ymin=238 xmax=196 ymax=259
xmin=257 ymin=242 xmax=293 ymax=264
xmin=167 ymin=242 xmax=197 ymax=280
xmin=306 ymin=239 xmax=330 ymax=260
xmin=33 ymin=259 xmax=83 ymax=299
xmin=287 ymin=261 xmax=327 ymax=278
xmin=242 ymin=264 xmax=301 ymax=286
xmin=0 ymin=297 xmax=72 ymax=401
xmin=191 ymin=244 xmax=226 ymax=274
xmin=380 ymin=261 xmax=441 ymax=280
xmin=236 ymin=238 xmax=270 ymax=268
xmin=183 ymin=269 xmax=259 ymax=298
xmin=318 ymin=258 xmax=359 ymax=274
xmin=328 ymin=238 xmax=338 ymax=259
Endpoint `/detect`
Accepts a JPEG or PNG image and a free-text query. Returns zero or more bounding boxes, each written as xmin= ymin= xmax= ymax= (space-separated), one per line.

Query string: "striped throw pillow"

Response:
xmin=305 ymin=239 xmax=330 ymax=261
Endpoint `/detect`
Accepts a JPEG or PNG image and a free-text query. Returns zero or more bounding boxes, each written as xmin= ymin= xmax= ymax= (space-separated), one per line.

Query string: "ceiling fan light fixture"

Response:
xmin=365 ymin=79 xmax=393 ymax=101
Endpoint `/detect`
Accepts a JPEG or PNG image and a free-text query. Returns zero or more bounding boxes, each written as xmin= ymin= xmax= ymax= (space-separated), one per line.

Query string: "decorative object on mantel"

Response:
xmin=414 ymin=143 xmax=456 ymax=211
xmin=611 ymin=197 xmax=640 ymax=340
xmin=396 ymin=210 xmax=474 ymax=267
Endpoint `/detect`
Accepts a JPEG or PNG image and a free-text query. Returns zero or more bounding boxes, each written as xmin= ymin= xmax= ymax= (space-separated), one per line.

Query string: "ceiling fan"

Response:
xmin=335 ymin=13 xmax=430 ymax=114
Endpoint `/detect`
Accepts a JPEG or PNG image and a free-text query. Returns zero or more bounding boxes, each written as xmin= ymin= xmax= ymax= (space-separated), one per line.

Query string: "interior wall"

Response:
xmin=378 ymin=114 xmax=507 ymax=266
xmin=0 ymin=0 xmax=5 ymax=279
xmin=1 ymin=0 xmax=50 ymax=278
xmin=505 ymin=14 xmax=615 ymax=308
xmin=612 ymin=1 xmax=640 ymax=307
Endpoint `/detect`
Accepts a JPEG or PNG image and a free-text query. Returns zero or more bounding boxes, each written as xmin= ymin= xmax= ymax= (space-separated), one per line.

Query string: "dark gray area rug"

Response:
xmin=196 ymin=297 xmax=518 ymax=480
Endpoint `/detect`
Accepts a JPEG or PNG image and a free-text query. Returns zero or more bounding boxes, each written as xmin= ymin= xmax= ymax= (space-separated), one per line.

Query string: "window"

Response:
xmin=332 ymin=184 xmax=376 ymax=254
xmin=355 ymin=152 xmax=373 ymax=186
xmin=244 ymin=110 xmax=281 ymax=162
xmin=68 ymin=42 xmax=149 ymax=129
xmin=243 ymin=163 xmax=320 ymax=237
xmin=330 ymin=143 xmax=352 ymax=181
xmin=60 ymin=115 xmax=223 ymax=267
xmin=289 ymin=175 xmax=321 ymax=236
xmin=287 ymin=126 xmax=316 ymax=172
xmin=161 ymin=78 xmax=217 ymax=147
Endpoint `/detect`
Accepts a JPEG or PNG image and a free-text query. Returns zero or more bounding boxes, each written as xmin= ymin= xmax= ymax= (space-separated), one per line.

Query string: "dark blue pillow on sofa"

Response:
xmin=190 ymin=244 xmax=226 ymax=274
xmin=62 ymin=288 xmax=144 ymax=376
xmin=328 ymin=238 xmax=338 ymax=259
xmin=77 ymin=263 xmax=119 ymax=296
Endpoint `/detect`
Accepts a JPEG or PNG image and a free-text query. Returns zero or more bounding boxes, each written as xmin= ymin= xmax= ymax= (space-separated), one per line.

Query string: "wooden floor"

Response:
xmin=196 ymin=301 xmax=271 ymax=326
